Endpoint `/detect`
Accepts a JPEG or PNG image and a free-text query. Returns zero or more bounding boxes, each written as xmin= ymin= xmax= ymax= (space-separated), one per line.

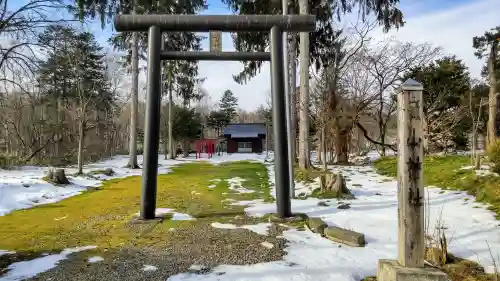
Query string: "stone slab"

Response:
xmin=377 ymin=259 xmax=448 ymax=281
xmin=324 ymin=226 xmax=366 ymax=247
xmin=307 ymin=217 xmax=328 ymax=235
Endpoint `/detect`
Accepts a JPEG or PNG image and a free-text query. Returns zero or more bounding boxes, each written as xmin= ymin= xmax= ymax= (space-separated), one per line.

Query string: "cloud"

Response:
xmin=370 ymin=0 xmax=499 ymax=79
xmin=199 ymin=0 xmax=499 ymax=111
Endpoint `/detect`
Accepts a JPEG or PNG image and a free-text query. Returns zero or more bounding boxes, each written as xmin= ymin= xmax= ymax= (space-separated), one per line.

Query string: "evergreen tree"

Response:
xmin=37 ymin=24 xmax=113 ymax=173
xmin=402 ymin=56 xmax=471 ymax=151
xmin=219 ymin=90 xmax=238 ymax=123
xmin=207 ymin=110 xmax=230 ymax=136
xmin=220 ymin=0 xmax=404 ymax=84
xmin=172 ymin=106 xmax=203 ymax=145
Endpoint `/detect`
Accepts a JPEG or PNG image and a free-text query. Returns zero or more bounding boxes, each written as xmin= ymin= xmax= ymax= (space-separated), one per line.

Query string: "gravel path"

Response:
xmin=26 ymin=222 xmax=290 ymax=281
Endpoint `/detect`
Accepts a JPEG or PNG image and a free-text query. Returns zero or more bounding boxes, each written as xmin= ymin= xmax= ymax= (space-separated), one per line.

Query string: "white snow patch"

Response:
xmin=0 ymin=250 xmax=14 ymax=256
xmin=87 ymin=256 xmax=104 ymax=263
xmin=227 ymin=177 xmax=254 ymax=193
xmin=208 ymin=185 xmax=216 ymax=188
xmin=211 ymin=222 xmax=271 ymax=236
xmin=239 ymin=163 xmax=500 ymax=280
xmin=0 ymin=154 xmax=196 ymax=216
xmin=0 ymin=246 xmax=96 ymax=281
xmin=134 ymin=208 xmax=174 ymax=217
xmin=260 ymin=242 xmax=274 ymax=249
xmin=142 ymin=265 xmax=158 ymax=272
xmin=211 ymin=222 xmax=237 ymax=229
xmin=172 ymin=213 xmax=195 ymax=221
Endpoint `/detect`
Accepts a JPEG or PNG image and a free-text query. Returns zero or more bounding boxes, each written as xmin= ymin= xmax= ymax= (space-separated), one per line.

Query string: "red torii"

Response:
xmin=194 ymin=138 xmax=218 ymax=159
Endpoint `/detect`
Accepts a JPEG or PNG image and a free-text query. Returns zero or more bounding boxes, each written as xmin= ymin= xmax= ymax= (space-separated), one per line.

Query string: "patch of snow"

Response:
xmin=239 ymin=164 xmax=500 ymax=280
xmin=142 ymin=265 xmax=158 ymax=272
xmin=0 ymin=154 xmax=201 ymax=216
xmin=476 ymin=169 xmax=498 ymax=176
xmin=0 ymin=246 xmax=96 ymax=281
xmin=207 ymin=185 xmax=216 ymax=188
xmin=260 ymin=242 xmax=274 ymax=249
xmin=461 ymin=164 xmax=491 ymax=170
xmin=188 ymin=264 xmax=209 ymax=271
xmin=211 ymin=222 xmax=237 ymax=229
xmin=171 ymin=213 xmax=195 ymax=221
xmin=227 ymin=177 xmax=254 ymax=194
xmin=134 ymin=208 xmax=174 ymax=217
xmin=87 ymin=256 xmax=104 ymax=263
xmin=0 ymin=250 xmax=14 ymax=256
xmin=211 ymin=222 xmax=271 ymax=236
xmin=241 ymin=223 xmax=271 ymax=236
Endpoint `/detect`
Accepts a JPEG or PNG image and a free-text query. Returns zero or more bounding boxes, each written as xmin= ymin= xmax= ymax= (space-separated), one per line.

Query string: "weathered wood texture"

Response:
xmin=397 ymin=79 xmax=425 ymax=268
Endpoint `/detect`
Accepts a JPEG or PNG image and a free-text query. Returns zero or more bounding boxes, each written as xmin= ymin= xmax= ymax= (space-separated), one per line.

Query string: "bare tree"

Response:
xmin=0 ymin=0 xmax=69 ymax=90
xmin=312 ymin=19 xmax=376 ymax=165
xmin=358 ymin=40 xmax=441 ymax=155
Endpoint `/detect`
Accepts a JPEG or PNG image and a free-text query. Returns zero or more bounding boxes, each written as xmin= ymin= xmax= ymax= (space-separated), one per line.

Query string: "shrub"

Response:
xmin=487 ymin=139 xmax=500 ymax=173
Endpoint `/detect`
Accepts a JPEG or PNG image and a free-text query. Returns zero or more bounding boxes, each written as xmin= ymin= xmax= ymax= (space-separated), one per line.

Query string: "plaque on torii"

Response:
xmin=209 ymin=30 xmax=222 ymax=52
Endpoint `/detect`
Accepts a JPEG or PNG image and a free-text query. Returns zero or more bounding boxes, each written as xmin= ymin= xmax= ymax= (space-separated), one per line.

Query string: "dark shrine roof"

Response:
xmin=222 ymin=123 xmax=266 ymax=138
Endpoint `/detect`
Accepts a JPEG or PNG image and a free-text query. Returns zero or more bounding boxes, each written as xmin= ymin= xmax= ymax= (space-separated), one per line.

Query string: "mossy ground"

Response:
xmin=294 ymin=165 xmax=326 ymax=183
xmin=0 ymin=161 xmax=271 ymax=255
xmin=374 ymin=155 xmax=500 ymax=219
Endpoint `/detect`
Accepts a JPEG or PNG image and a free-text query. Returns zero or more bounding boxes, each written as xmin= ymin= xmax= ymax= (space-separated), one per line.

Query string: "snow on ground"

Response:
xmin=241 ymin=164 xmax=500 ymax=279
xmin=211 ymin=222 xmax=271 ymax=236
xmin=0 ymin=246 xmax=96 ymax=281
xmin=3 ymin=151 xmax=500 ymax=280
xmin=142 ymin=265 xmax=158 ymax=272
xmin=227 ymin=177 xmax=255 ymax=194
xmin=460 ymin=164 xmax=499 ymax=177
xmin=171 ymin=152 xmax=500 ymax=281
xmin=0 ymin=153 xmax=269 ymax=216
xmin=87 ymin=256 xmax=104 ymax=263
xmin=134 ymin=208 xmax=195 ymax=221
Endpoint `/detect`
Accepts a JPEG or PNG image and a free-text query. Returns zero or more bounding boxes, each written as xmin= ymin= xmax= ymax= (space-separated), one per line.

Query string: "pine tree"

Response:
xmin=219 ymin=90 xmax=238 ymax=123
xmin=207 ymin=110 xmax=230 ymax=136
xmin=37 ymin=24 xmax=113 ymax=174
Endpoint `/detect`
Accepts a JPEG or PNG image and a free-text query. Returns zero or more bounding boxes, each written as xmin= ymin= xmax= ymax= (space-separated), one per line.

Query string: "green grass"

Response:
xmin=374 ymin=155 xmax=500 ymax=219
xmin=0 ymin=161 xmax=271 ymax=252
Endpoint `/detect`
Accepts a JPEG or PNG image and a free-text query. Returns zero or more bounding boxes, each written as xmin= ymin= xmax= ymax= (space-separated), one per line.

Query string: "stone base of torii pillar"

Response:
xmin=376 ymin=79 xmax=448 ymax=281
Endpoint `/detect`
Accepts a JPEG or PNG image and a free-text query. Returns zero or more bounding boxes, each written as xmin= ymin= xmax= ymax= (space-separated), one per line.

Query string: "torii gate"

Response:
xmin=114 ymin=14 xmax=315 ymax=220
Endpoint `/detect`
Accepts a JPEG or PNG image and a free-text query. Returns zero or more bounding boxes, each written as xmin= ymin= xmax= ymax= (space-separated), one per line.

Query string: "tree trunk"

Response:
xmin=322 ymin=125 xmax=327 ymax=170
xmin=487 ymin=44 xmax=498 ymax=147
xmin=266 ymin=121 xmax=270 ymax=158
xmin=167 ymin=69 xmax=175 ymax=159
xmin=298 ymin=0 xmax=310 ymax=169
xmin=289 ymin=32 xmax=297 ymax=162
xmin=77 ymin=120 xmax=84 ymax=175
xmin=335 ymin=128 xmax=349 ymax=164
xmin=182 ymin=139 xmax=189 ymax=157
xmin=127 ymin=4 xmax=139 ymax=169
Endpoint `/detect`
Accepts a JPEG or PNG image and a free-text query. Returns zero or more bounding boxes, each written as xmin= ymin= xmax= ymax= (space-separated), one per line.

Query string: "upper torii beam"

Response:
xmin=114 ymin=14 xmax=315 ymax=32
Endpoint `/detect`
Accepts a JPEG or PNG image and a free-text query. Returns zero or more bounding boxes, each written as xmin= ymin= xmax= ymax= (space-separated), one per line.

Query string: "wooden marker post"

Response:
xmin=397 ymin=78 xmax=425 ymax=268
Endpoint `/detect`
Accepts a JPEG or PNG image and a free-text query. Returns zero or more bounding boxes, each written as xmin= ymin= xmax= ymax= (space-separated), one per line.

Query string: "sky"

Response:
xmin=7 ymin=0 xmax=500 ymax=110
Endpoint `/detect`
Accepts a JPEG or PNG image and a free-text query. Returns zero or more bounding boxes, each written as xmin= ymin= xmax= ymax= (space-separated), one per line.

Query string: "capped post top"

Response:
xmin=400 ymin=78 xmax=423 ymax=91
